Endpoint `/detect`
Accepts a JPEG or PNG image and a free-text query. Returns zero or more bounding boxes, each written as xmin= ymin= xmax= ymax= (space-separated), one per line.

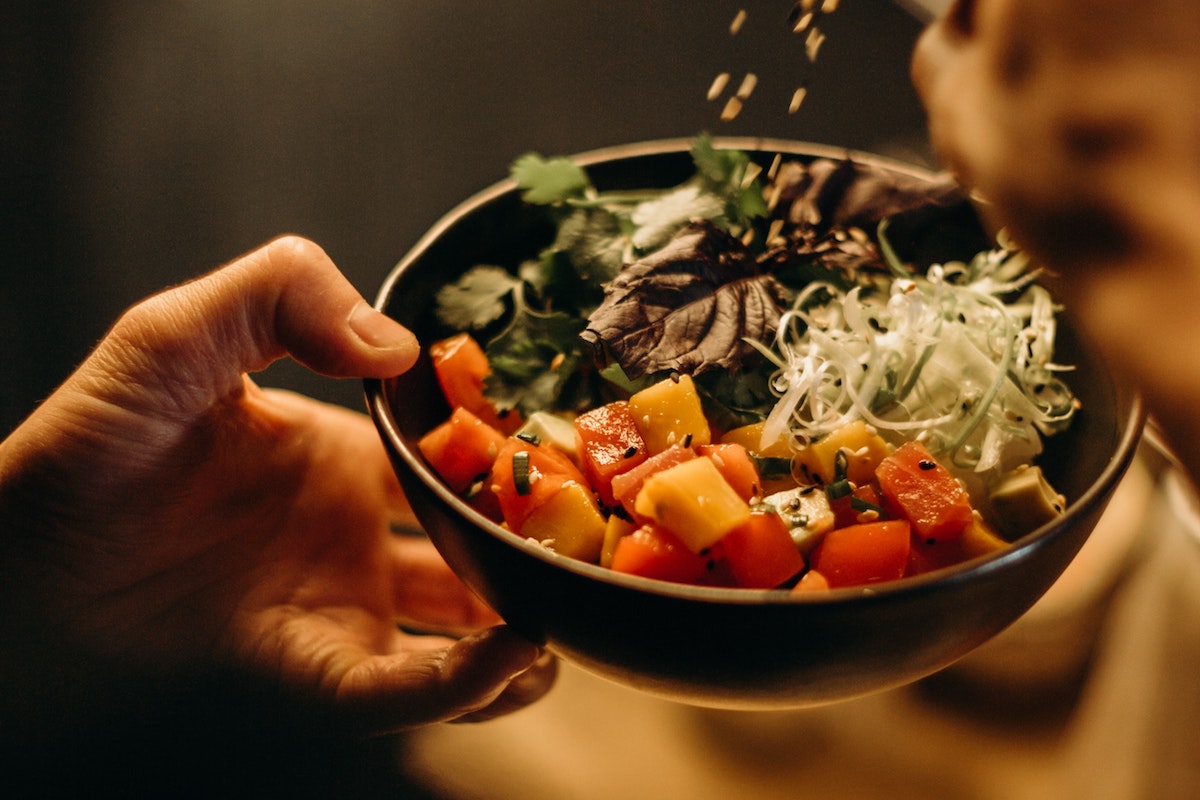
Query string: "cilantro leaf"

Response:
xmin=690 ymin=133 xmax=768 ymax=228
xmin=511 ymin=152 xmax=592 ymax=205
xmin=549 ymin=206 xmax=631 ymax=289
xmin=484 ymin=304 xmax=591 ymax=416
xmin=629 ymin=185 xmax=725 ymax=251
xmin=434 ymin=265 xmax=523 ymax=331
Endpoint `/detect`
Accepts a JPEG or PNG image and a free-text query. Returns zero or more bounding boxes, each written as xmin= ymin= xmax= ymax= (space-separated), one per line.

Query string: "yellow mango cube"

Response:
xmin=520 ymin=481 xmax=607 ymax=562
xmin=794 ymin=419 xmax=891 ymax=486
xmin=634 ymin=456 xmax=751 ymax=553
xmin=600 ymin=513 xmax=637 ymax=569
xmin=628 ymin=374 xmax=712 ymax=455
xmin=720 ymin=420 xmax=793 ymax=458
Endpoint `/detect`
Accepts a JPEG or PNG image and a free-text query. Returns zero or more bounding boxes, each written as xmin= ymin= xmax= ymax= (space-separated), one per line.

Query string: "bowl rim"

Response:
xmin=365 ymin=136 xmax=1147 ymax=607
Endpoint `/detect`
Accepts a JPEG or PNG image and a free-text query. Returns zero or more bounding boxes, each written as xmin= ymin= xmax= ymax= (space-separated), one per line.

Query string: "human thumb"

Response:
xmin=86 ymin=235 xmax=418 ymax=416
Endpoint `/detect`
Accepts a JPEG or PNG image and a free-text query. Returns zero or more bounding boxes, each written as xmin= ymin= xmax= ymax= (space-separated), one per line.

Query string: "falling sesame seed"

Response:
xmin=822 ymin=0 xmax=840 ymax=11
xmin=707 ymin=72 xmax=730 ymax=101
xmin=730 ymin=8 xmax=747 ymax=35
xmin=736 ymin=71 xmax=758 ymax=100
xmin=805 ymin=27 xmax=826 ymax=62
xmin=720 ymin=95 xmax=743 ymax=121
xmin=767 ymin=152 xmax=782 ymax=180
xmin=766 ymin=180 xmax=784 ymax=212
xmin=788 ymin=84 xmax=808 ymax=114
xmin=792 ymin=11 xmax=814 ymax=33
xmin=767 ymin=218 xmax=785 ymax=244
xmin=740 ymin=161 xmax=762 ymax=188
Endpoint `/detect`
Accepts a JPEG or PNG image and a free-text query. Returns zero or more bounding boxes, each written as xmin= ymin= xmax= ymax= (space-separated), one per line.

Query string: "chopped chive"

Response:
xmin=512 ymin=451 xmax=532 ymax=496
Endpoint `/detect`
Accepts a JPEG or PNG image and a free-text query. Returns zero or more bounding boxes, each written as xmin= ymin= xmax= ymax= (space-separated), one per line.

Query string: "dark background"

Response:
xmin=4 ymin=0 xmax=932 ymax=435
xmin=3 ymin=0 xmax=932 ymax=794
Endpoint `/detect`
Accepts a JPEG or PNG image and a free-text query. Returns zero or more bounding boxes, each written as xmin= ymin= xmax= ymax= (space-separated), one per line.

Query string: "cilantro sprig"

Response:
xmin=436 ymin=134 xmax=768 ymax=417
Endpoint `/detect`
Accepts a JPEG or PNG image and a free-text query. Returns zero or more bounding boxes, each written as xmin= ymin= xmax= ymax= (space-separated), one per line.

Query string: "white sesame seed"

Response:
xmin=788 ymin=85 xmax=808 ymax=114
xmin=720 ymin=95 xmax=744 ymax=122
xmin=805 ymin=27 xmax=826 ymax=62
xmin=707 ymin=72 xmax=731 ymax=101
xmin=767 ymin=152 xmax=782 ymax=180
xmin=735 ymin=72 xmax=758 ymax=100
xmin=730 ymin=8 xmax=748 ymax=35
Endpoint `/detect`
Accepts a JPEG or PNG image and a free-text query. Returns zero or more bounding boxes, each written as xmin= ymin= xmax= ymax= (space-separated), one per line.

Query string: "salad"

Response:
xmin=416 ymin=136 xmax=1078 ymax=592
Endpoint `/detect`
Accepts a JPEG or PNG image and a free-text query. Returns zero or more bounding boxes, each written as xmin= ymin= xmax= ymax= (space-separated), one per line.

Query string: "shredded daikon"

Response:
xmin=753 ymin=226 xmax=1077 ymax=480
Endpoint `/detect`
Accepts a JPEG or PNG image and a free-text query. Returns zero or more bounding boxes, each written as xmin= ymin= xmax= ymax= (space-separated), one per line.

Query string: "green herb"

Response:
xmin=512 ymin=451 xmax=532 ymax=496
xmin=434 ymin=135 xmax=992 ymax=428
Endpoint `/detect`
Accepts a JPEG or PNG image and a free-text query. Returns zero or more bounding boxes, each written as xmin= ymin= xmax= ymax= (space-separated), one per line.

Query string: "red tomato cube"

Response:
xmin=718 ymin=511 xmax=806 ymax=589
xmin=430 ymin=333 xmax=521 ymax=434
xmin=811 ymin=520 xmax=912 ymax=588
xmin=610 ymin=523 xmax=713 ymax=585
xmin=574 ymin=401 xmax=648 ymax=508
xmin=875 ymin=441 xmax=973 ymax=542
xmin=697 ymin=442 xmax=763 ymax=501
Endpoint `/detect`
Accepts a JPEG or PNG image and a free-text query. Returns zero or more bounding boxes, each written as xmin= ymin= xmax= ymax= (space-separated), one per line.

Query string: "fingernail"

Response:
xmin=348 ymin=301 xmax=419 ymax=354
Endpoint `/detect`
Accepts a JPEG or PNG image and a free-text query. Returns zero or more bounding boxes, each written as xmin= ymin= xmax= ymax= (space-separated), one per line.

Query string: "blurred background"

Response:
xmin=7 ymin=2 xmax=1198 ymax=799
xmin=4 ymin=0 xmax=932 ymax=434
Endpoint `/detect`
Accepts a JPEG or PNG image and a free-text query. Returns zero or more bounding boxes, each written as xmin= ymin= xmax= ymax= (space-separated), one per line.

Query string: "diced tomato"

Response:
xmin=609 ymin=444 xmax=696 ymax=520
xmin=811 ymin=520 xmax=912 ymax=588
xmin=417 ymin=406 xmax=506 ymax=494
xmin=574 ymin=401 xmax=648 ymax=508
xmin=875 ymin=440 xmax=973 ymax=542
xmin=430 ymin=333 xmax=521 ymax=434
xmin=905 ymin=534 xmax=968 ymax=577
xmin=489 ymin=437 xmax=589 ymax=532
xmin=791 ymin=569 xmax=831 ymax=593
xmin=610 ymin=523 xmax=713 ymax=585
xmin=718 ymin=510 xmax=806 ymax=589
xmin=697 ymin=442 xmax=762 ymax=502
xmin=829 ymin=482 xmax=886 ymax=529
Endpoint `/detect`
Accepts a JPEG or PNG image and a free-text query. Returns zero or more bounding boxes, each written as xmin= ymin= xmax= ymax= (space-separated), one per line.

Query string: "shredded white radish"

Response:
xmin=753 ymin=231 xmax=1077 ymax=480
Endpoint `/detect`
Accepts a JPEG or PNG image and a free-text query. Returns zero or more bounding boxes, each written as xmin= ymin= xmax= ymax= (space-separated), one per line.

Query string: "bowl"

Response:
xmin=364 ymin=137 xmax=1144 ymax=709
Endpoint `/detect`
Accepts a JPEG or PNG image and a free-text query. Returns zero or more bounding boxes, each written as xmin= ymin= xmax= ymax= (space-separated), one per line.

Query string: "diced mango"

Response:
xmin=628 ymin=374 xmax=712 ymax=455
xmin=600 ymin=513 xmax=638 ymax=569
xmin=794 ymin=420 xmax=891 ymax=487
xmin=519 ymin=481 xmax=607 ymax=563
xmin=720 ymin=420 xmax=794 ymax=458
xmin=633 ymin=456 xmax=751 ymax=553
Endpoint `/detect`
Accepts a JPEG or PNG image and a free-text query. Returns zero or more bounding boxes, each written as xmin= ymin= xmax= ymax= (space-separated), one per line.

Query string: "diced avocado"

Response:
xmin=988 ymin=465 xmax=1067 ymax=540
xmin=516 ymin=411 xmax=580 ymax=464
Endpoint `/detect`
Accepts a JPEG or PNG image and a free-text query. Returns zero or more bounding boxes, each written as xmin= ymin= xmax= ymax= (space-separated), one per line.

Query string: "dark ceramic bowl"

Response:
xmin=365 ymin=137 xmax=1144 ymax=709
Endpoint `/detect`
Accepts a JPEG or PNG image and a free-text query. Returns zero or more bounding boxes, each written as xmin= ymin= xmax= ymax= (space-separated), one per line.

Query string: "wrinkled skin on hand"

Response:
xmin=0 ymin=237 xmax=556 ymax=783
xmin=912 ymin=0 xmax=1200 ymax=478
